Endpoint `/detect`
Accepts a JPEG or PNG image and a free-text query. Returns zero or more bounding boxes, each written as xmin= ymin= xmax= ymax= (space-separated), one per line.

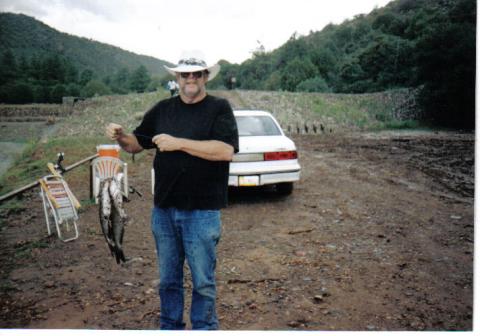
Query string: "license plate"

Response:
xmin=239 ymin=176 xmax=259 ymax=186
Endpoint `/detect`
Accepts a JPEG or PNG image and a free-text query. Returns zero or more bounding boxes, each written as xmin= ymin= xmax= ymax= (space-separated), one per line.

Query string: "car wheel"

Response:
xmin=276 ymin=182 xmax=293 ymax=195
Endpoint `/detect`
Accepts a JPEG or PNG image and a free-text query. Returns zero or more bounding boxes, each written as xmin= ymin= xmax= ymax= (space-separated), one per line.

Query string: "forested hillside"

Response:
xmin=0 ymin=13 xmax=172 ymax=103
xmin=0 ymin=13 xmax=171 ymax=78
xmin=210 ymin=0 xmax=475 ymax=129
xmin=0 ymin=0 xmax=475 ymax=128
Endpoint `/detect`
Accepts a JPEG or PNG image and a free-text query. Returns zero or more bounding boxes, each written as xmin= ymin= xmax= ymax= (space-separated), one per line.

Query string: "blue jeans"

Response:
xmin=151 ymin=206 xmax=221 ymax=330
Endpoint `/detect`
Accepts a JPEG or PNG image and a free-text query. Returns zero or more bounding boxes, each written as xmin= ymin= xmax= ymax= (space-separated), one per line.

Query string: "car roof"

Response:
xmin=233 ymin=110 xmax=273 ymax=117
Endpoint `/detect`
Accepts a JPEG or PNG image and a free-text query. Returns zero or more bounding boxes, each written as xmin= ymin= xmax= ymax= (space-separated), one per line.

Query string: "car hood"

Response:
xmin=238 ymin=136 xmax=296 ymax=153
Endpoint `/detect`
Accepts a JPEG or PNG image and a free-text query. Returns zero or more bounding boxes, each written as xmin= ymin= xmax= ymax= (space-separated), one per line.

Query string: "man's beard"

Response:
xmin=182 ymin=83 xmax=204 ymax=99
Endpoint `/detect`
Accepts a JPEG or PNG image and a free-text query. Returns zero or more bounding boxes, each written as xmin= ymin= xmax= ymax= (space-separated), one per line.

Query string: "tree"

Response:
xmin=79 ymin=69 xmax=94 ymax=86
xmin=280 ymin=57 xmax=318 ymax=91
xmin=33 ymin=85 xmax=51 ymax=103
xmin=41 ymin=55 xmax=65 ymax=82
xmin=338 ymin=57 xmax=366 ymax=92
xmin=130 ymin=65 xmax=150 ymax=93
xmin=82 ymin=79 xmax=111 ymax=97
xmin=296 ymin=76 xmax=331 ymax=92
xmin=50 ymin=84 xmax=67 ymax=103
xmin=310 ymin=48 xmax=336 ymax=80
xmin=275 ymin=33 xmax=309 ymax=68
xmin=416 ymin=0 xmax=476 ymax=129
xmin=66 ymin=83 xmax=81 ymax=96
xmin=0 ymin=50 xmax=18 ymax=85
xmin=64 ymin=60 xmax=79 ymax=83
xmin=111 ymin=67 xmax=130 ymax=93
xmin=0 ymin=82 xmax=33 ymax=103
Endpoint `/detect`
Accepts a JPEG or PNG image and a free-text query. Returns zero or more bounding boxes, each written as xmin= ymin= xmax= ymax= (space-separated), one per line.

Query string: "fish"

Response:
xmin=99 ymin=179 xmax=114 ymax=251
xmin=109 ymin=175 xmax=127 ymax=220
xmin=98 ymin=175 xmax=128 ymax=264
xmin=109 ymin=176 xmax=127 ymax=264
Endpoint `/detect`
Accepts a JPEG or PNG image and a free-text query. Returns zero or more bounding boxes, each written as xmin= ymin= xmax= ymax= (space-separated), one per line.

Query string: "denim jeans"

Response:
xmin=151 ymin=206 xmax=221 ymax=330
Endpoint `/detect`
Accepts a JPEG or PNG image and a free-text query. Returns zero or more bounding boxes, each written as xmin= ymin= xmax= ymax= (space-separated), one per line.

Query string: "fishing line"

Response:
xmin=134 ymin=133 xmax=153 ymax=141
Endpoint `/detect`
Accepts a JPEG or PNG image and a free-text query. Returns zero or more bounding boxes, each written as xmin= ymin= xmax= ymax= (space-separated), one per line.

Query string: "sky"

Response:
xmin=0 ymin=0 xmax=392 ymax=65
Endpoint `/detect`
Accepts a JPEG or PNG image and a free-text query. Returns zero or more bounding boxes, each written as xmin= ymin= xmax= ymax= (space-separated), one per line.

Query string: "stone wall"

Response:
xmin=0 ymin=103 xmax=77 ymax=122
xmin=384 ymin=87 xmax=424 ymax=121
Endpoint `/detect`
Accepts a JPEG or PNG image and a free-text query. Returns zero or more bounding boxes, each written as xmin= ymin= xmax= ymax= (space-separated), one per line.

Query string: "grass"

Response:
xmin=307 ymin=90 xmax=425 ymax=131
xmin=14 ymin=240 xmax=50 ymax=259
xmin=56 ymin=90 xmax=170 ymax=137
xmin=0 ymin=137 xmax=96 ymax=194
xmin=0 ymin=132 xmax=150 ymax=210
xmin=384 ymin=120 xmax=421 ymax=129
xmin=0 ymin=88 xmax=426 ymax=202
xmin=233 ymin=89 xmax=424 ymax=132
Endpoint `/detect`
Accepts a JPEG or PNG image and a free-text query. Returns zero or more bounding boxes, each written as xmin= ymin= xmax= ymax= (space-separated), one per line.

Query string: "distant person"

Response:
xmin=174 ymin=81 xmax=180 ymax=95
xmin=106 ymin=51 xmax=239 ymax=330
xmin=167 ymin=80 xmax=177 ymax=97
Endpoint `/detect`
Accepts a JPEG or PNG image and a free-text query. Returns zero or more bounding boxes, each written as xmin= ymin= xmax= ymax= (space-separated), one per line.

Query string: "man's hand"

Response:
xmin=152 ymin=134 xmax=181 ymax=152
xmin=106 ymin=123 xmax=124 ymax=140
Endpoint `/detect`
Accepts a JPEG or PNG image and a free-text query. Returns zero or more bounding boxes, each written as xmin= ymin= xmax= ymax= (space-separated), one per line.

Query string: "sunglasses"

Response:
xmin=180 ymin=71 xmax=205 ymax=79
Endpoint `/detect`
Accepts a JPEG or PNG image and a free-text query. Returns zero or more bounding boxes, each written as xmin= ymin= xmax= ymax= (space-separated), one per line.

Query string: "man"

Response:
xmin=106 ymin=52 xmax=238 ymax=330
xmin=167 ymin=79 xmax=178 ymax=97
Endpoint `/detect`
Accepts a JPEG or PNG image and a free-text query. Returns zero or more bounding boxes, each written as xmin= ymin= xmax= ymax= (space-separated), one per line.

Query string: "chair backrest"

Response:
xmin=91 ymin=157 xmax=124 ymax=180
xmin=39 ymin=175 xmax=81 ymax=211
xmin=91 ymin=157 xmax=128 ymax=202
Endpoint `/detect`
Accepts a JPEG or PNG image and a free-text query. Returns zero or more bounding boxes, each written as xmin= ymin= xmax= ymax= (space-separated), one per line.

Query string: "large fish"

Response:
xmin=98 ymin=175 xmax=127 ymax=264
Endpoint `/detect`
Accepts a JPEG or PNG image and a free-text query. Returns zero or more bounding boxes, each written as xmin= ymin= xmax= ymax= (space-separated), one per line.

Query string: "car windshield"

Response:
xmin=235 ymin=116 xmax=282 ymax=136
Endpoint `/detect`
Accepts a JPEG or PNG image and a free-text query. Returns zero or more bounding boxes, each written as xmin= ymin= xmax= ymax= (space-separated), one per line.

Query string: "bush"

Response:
xmin=82 ymin=79 xmax=111 ymax=98
xmin=66 ymin=83 xmax=81 ymax=97
xmin=0 ymin=82 xmax=34 ymax=103
xmin=296 ymin=76 xmax=331 ymax=92
xmin=50 ymin=84 xmax=66 ymax=103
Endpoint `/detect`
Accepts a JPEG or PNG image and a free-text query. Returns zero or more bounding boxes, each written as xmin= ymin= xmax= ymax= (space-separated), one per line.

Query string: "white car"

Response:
xmin=228 ymin=110 xmax=301 ymax=195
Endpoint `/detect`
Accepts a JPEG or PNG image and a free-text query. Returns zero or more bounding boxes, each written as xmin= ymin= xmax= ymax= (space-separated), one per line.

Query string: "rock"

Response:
xmin=44 ymin=281 xmax=55 ymax=288
xmin=287 ymin=320 xmax=303 ymax=328
xmin=295 ymin=250 xmax=307 ymax=257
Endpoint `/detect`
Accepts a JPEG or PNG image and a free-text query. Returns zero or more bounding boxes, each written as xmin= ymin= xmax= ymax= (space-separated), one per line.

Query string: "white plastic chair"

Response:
xmin=91 ymin=157 xmax=128 ymax=203
xmin=39 ymin=175 xmax=80 ymax=242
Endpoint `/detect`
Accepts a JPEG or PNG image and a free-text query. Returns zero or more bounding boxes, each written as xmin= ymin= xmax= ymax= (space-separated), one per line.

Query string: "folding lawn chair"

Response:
xmin=39 ymin=174 xmax=80 ymax=242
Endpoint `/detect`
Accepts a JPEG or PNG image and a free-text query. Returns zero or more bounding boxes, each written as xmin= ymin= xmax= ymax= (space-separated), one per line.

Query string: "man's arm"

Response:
xmin=152 ymin=134 xmax=234 ymax=161
xmin=106 ymin=123 xmax=144 ymax=154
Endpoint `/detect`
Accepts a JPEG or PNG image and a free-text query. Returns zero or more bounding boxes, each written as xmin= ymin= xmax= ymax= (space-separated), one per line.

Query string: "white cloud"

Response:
xmin=0 ymin=0 xmax=392 ymax=64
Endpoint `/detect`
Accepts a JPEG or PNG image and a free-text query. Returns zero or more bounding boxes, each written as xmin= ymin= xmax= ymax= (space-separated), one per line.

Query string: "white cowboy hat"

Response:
xmin=164 ymin=51 xmax=220 ymax=81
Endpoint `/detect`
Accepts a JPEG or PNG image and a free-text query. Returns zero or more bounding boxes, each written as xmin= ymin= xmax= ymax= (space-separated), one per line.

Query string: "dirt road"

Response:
xmin=0 ymin=131 xmax=474 ymax=331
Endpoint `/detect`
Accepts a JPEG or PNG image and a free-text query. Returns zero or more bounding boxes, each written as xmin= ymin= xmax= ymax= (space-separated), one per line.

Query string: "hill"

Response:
xmin=0 ymin=12 xmax=171 ymax=78
xmin=210 ymin=0 xmax=475 ymax=129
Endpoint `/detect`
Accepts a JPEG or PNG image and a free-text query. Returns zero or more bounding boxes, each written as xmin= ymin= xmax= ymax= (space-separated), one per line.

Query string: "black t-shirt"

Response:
xmin=133 ymin=95 xmax=239 ymax=210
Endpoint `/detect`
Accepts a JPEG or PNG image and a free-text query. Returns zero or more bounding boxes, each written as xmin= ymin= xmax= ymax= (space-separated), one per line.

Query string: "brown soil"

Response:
xmin=0 ymin=131 xmax=474 ymax=331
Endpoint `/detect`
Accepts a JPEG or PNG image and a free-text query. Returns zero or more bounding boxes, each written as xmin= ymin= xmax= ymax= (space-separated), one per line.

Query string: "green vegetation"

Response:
xmin=0 ymin=91 xmax=164 ymax=197
xmin=0 ymin=198 xmax=26 ymax=214
xmin=0 ymin=0 xmax=474 ymax=131
xmin=14 ymin=240 xmax=49 ymax=259
xmin=0 ymin=49 xmax=164 ymax=103
xmin=55 ymin=90 xmax=170 ymax=137
xmin=308 ymin=92 xmax=417 ymax=130
xmin=0 ymin=137 xmax=99 ymax=196
xmin=210 ymin=0 xmax=475 ymax=129
xmin=0 ymin=13 xmax=173 ymax=104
